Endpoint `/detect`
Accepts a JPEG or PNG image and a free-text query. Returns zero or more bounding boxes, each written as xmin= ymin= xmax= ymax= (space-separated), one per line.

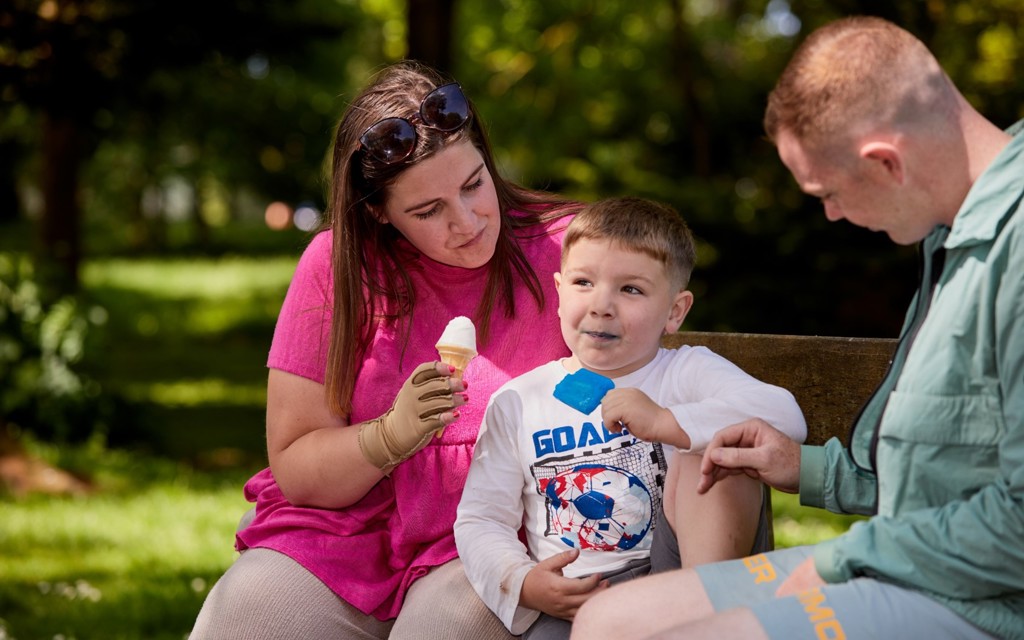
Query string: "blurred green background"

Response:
xmin=1 ymin=0 xmax=1022 ymax=638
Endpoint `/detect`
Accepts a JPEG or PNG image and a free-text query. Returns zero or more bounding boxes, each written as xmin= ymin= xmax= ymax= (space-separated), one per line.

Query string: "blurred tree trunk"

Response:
xmin=0 ymin=141 xmax=19 ymax=224
xmin=668 ymin=0 xmax=711 ymax=178
xmin=192 ymin=178 xmax=210 ymax=250
xmin=40 ymin=113 xmax=81 ymax=295
xmin=406 ymin=0 xmax=455 ymax=72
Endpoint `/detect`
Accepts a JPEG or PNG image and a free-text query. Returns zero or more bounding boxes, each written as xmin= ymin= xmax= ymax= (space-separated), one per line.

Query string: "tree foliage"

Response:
xmin=449 ymin=0 xmax=1024 ymax=336
xmin=2 ymin=0 xmax=1023 ymax=336
xmin=1 ymin=0 xmax=353 ymax=290
xmin=0 ymin=252 xmax=103 ymax=442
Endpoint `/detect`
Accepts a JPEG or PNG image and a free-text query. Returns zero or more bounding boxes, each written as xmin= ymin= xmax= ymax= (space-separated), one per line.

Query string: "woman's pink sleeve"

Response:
xmin=266 ymin=231 xmax=334 ymax=384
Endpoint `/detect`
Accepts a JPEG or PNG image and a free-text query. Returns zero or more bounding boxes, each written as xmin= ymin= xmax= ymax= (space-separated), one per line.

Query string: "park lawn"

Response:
xmin=771 ymin=489 xmax=864 ymax=548
xmin=2 ymin=253 xmax=290 ymax=639
xmin=79 ymin=255 xmax=300 ymax=465
xmin=0 ymin=443 xmax=259 ymax=640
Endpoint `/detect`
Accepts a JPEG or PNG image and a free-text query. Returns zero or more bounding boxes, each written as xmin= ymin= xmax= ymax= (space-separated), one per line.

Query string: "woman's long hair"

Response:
xmin=322 ymin=60 xmax=577 ymax=416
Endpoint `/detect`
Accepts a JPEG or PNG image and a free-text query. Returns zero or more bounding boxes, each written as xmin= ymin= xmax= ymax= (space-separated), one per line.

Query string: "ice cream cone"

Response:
xmin=435 ymin=345 xmax=476 ymax=439
xmin=434 ymin=317 xmax=478 ymax=439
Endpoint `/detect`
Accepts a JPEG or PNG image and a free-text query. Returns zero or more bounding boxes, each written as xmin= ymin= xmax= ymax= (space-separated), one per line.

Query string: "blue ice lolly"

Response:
xmin=553 ymin=369 xmax=615 ymax=415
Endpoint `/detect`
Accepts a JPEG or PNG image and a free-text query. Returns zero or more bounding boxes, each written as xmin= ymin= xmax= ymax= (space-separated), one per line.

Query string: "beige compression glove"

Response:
xmin=358 ymin=361 xmax=455 ymax=474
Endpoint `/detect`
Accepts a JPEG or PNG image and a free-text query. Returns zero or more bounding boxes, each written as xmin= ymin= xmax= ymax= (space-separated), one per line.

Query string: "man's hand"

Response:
xmin=776 ymin=556 xmax=826 ymax=597
xmin=520 ymin=549 xmax=609 ymax=621
xmin=697 ymin=418 xmax=801 ymax=494
xmin=602 ymin=388 xmax=688 ymax=449
xmin=358 ymin=361 xmax=463 ymax=473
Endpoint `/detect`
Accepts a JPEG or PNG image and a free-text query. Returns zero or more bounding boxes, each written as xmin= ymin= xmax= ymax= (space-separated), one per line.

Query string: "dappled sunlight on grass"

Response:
xmin=76 ymin=256 xmax=291 ymax=461
xmin=0 ymin=485 xmax=249 ymax=581
xmin=0 ymin=457 xmax=255 ymax=640
xmin=82 ymin=256 xmax=298 ymax=300
xmin=774 ymin=516 xmax=856 ymax=547
xmin=2 ymin=186 xmax=409 ymax=637
xmin=184 ymin=298 xmax=286 ymax=335
xmin=84 ymin=256 xmax=297 ymax=340
xmin=123 ymin=378 xmax=267 ymax=408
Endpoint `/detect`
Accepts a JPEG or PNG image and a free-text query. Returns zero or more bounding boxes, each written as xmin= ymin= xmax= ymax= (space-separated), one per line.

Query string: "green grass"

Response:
xmin=0 ymin=442 xmax=259 ymax=640
xmin=0 ymin=253 xmax=863 ymax=639
xmin=0 ymin=453 xmax=859 ymax=640
xmin=0 ymin=459 xmax=860 ymax=640
xmin=771 ymin=490 xmax=864 ymax=548
xmin=80 ymin=255 xmax=298 ymax=465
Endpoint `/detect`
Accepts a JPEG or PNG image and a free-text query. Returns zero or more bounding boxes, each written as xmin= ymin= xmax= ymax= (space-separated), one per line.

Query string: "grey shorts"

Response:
xmin=696 ymin=545 xmax=997 ymax=639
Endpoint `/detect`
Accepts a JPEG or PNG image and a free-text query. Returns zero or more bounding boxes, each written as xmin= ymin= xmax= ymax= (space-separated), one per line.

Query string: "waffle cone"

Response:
xmin=437 ymin=345 xmax=476 ymax=377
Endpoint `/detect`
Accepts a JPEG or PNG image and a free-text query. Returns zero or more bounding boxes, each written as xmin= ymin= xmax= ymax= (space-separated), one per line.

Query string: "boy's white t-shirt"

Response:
xmin=454 ymin=346 xmax=807 ymax=633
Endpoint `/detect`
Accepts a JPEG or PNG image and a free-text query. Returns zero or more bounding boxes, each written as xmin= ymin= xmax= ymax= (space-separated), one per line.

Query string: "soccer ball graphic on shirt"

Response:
xmin=540 ymin=464 xmax=653 ymax=551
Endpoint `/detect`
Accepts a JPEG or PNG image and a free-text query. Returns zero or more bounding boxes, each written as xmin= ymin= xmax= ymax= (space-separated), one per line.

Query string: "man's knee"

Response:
xmin=569 ymin=586 xmax=622 ymax=639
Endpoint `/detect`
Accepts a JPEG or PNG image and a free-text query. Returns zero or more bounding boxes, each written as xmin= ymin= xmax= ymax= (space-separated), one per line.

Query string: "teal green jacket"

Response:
xmin=800 ymin=120 xmax=1024 ymax=639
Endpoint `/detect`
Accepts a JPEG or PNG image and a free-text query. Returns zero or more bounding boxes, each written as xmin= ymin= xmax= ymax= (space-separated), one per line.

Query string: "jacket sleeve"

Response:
xmin=454 ymin=390 xmax=541 ymax=634
xmin=813 ymin=432 xmax=1024 ymax=599
xmin=799 ymin=440 xmax=878 ymax=516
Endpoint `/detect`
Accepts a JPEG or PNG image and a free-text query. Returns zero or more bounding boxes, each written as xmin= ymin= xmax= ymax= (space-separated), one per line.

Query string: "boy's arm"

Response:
xmin=663 ymin=347 xmax=806 ymax=451
xmin=454 ymin=390 xmax=542 ymax=635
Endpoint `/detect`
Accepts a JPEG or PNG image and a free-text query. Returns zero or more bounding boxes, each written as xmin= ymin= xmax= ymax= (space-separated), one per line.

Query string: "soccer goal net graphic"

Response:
xmin=531 ymin=440 xmax=667 ymax=551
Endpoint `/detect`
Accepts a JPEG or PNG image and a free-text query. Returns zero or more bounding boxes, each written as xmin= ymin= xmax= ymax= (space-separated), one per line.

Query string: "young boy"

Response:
xmin=454 ymin=197 xmax=806 ymax=639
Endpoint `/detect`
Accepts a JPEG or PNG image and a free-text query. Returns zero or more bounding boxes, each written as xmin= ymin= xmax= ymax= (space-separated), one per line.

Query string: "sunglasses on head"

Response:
xmin=358 ymin=83 xmax=472 ymax=165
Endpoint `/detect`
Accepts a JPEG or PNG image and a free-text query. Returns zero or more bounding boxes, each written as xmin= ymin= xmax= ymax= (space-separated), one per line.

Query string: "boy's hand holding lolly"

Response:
xmin=435 ymin=316 xmax=478 ymax=437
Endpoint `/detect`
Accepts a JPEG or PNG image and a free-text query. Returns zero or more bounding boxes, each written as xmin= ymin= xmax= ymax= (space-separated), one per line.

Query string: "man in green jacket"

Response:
xmin=571 ymin=15 xmax=1023 ymax=640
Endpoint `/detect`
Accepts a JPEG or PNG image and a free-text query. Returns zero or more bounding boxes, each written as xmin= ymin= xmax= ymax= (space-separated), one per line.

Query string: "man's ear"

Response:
xmin=665 ymin=289 xmax=694 ymax=334
xmin=861 ymin=142 xmax=904 ymax=184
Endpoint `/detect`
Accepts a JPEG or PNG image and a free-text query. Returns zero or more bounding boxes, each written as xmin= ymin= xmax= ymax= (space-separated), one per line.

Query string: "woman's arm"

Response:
xmin=267 ymin=363 xmax=466 ymax=508
xmin=266 ymin=368 xmax=384 ymax=508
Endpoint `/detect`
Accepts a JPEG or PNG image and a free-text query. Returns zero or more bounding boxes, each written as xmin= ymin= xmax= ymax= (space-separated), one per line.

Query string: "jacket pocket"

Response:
xmin=881 ymin=390 xmax=1005 ymax=446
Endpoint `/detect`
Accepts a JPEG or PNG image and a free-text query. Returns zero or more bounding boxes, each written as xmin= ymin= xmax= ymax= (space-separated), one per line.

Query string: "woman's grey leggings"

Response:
xmin=188 ymin=548 xmax=514 ymax=639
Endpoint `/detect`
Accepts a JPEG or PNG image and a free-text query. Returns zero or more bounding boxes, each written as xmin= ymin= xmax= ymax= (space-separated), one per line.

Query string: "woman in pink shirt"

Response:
xmin=189 ymin=61 xmax=578 ymax=639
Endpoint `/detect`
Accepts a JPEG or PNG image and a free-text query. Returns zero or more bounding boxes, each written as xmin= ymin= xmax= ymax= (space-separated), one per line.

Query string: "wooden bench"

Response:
xmin=661 ymin=331 xmax=898 ymax=546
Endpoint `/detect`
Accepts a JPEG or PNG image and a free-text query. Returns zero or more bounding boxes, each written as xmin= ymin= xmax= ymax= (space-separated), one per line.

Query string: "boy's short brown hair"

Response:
xmin=562 ymin=196 xmax=697 ymax=289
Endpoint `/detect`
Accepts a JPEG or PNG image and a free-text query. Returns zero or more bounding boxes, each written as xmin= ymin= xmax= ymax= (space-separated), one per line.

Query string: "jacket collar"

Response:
xmin=945 ymin=120 xmax=1024 ymax=249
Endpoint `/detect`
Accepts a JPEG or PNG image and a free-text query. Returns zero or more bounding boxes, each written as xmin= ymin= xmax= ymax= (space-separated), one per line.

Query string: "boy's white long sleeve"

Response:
xmin=455 ymin=392 xmax=542 ymax=634
xmin=663 ymin=347 xmax=807 ymax=451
